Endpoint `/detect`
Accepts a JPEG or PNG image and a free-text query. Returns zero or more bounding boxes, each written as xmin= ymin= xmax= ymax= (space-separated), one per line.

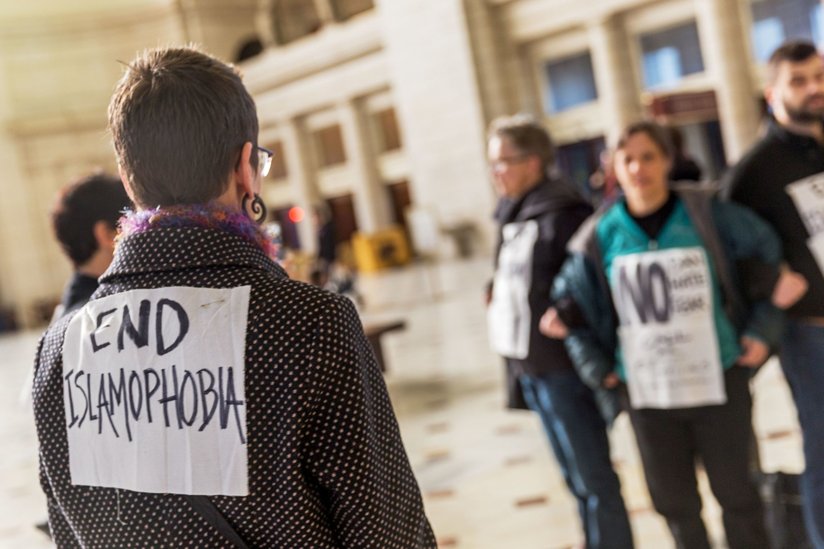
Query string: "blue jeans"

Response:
xmin=781 ymin=320 xmax=824 ymax=549
xmin=520 ymin=370 xmax=634 ymax=549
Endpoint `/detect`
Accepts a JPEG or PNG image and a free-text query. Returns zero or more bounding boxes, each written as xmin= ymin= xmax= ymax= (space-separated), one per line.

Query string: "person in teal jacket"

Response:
xmin=550 ymin=121 xmax=782 ymax=549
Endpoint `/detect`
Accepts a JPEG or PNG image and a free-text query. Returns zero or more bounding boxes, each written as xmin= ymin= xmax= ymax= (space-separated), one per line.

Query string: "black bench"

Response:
xmin=364 ymin=320 xmax=406 ymax=373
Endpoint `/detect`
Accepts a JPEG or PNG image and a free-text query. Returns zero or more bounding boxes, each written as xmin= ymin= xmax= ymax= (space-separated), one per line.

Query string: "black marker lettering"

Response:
xmin=144 ymin=369 xmax=160 ymax=423
xmin=118 ymin=300 xmax=151 ymax=352
xmin=197 ymin=368 xmax=218 ymax=431
xmin=64 ymin=370 xmax=79 ymax=428
xmin=96 ymin=374 xmax=118 ymax=437
xmin=108 ymin=370 xmax=131 ymax=441
xmin=86 ymin=373 xmax=99 ymax=422
xmin=156 ymin=299 xmax=189 ymax=356
xmin=90 ymin=308 xmax=117 ymax=352
xmin=159 ymin=366 xmax=181 ymax=429
xmin=179 ymin=370 xmax=199 ymax=427
xmin=617 ymin=264 xmax=648 ymax=324
xmin=128 ymin=371 xmax=143 ymax=422
xmin=646 ymin=262 xmax=671 ymax=322
xmin=74 ymin=371 xmax=88 ymax=427
xmin=220 ymin=367 xmax=246 ymax=445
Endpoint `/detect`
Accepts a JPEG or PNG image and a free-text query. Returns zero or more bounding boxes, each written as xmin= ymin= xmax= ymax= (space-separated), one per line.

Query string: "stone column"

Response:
xmin=695 ymin=0 xmax=760 ymax=163
xmin=375 ymin=0 xmax=495 ymax=250
xmin=587 ymin=14 xmax=644 ymax=144
xmin=281 ymin=117 xmax=321 ymax=253
xmin=254 ymin=0 xmax=278 ymax=48
xmin=312 ymin=0 xmax=335 ymax=24
xmin=0 ymin=78 xmax=47 ymax=327
xmin=337 ymin=98 xmax=392 ymax=234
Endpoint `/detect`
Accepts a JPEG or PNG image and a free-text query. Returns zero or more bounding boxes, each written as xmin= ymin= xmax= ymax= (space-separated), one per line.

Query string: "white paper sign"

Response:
xmin=787 ymin=172 xmax=824 ymax=275
xmin=488 ymin=220 xmax=539 ymax=359
xmin=808 ymin=233 xmax=824 ymax=275
xmin=62 ymin=286 xmax=250 ymax=496
xmin=611 ymin=247 xmax=726 ymax=409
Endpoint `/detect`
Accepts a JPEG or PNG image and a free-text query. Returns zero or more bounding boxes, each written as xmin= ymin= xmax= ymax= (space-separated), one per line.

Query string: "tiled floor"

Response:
xmin=0 ymin=256 xmax=804 ymax=548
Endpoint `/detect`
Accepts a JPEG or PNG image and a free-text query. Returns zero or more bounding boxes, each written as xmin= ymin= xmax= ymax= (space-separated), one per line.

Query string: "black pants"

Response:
xmin=624 ymin=367 xmax=769 ymax=549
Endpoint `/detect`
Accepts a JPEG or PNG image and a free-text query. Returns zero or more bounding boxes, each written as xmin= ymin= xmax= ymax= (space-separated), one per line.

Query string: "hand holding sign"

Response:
xmin=737 ymin=336 xmax=769 ymax=368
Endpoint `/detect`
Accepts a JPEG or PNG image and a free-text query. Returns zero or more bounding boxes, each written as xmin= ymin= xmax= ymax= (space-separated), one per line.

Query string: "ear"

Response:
xmin=92 ymin=220 xmax=117 ymax=253
xmin=232 ymin=141 xmax=257 ymax=201
xmin=764 ymin=85 xmax=775 ymax=110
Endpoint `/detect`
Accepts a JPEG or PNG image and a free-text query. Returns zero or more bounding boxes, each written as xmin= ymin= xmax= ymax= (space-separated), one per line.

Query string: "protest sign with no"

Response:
xmin=611 ymin=247 xmax=726 ymax=409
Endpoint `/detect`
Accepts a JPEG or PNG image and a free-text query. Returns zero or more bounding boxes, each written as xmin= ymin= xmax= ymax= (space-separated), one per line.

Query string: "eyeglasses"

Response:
xmin=489 ymin=154 xmax=530 ymax=172
xmin=257 ymin=146 xmax=274 ymax=178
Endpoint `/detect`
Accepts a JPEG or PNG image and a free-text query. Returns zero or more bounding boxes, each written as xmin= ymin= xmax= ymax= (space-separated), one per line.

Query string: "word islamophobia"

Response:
xmin=62 ymin=296 xmax=246 ymax=444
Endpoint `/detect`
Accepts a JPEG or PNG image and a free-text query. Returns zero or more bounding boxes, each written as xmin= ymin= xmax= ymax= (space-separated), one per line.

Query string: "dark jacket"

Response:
xmin=58 ymin=272 xmax=99 ymax=317
xmin=552 ymin=186 xmax=784 ymax=424
xmin=33 ymin=223 xmax=435 ymax=548
xmin=724 ymin=119 xmax=824 ymax=318
xmin=491 ymin=177 xmax=592 ymax=409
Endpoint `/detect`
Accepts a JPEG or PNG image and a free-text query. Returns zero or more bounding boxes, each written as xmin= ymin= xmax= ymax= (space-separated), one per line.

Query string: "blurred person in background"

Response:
xmin=725 ymin=39 xmax=824 ymax=548
xmin=551 ymin=121 xmax=781 ymax=549
xmin=50 ymin=172 xmax=131 ymax=318
xmin=667 ymin=127 xmax=703 ymax=183
xmin=486 ymin=113 xmax=633 ymax=549
xmin=313 ymin=202 xmax=337 ymax=287
xmin=32 ymin=172 xmax=130 ymax=538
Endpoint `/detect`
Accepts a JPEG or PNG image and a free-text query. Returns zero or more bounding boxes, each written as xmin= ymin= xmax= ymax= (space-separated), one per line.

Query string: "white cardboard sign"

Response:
xmin=62 ymin=286 xmax=250 ymax=496
xmin=488 ymin=220 xmax=539 ymax=359
xmin=787 ymin=172 xmax=824 ymax=275
xmin=611 ymin=247 xmax=726 ymax=409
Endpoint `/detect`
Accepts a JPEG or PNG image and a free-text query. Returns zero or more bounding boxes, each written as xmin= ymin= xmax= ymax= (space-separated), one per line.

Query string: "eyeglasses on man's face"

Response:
xmin=257 ymin=146 xmax=273 ymax=178
xmin=488 ymin=154 xmax=530 ymax=173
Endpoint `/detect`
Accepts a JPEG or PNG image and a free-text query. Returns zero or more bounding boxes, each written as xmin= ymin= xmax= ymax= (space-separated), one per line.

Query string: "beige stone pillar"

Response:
xmin=695 ymin=0 xmax=760 ymax=163
xmin=312 ymin=0 xmax=335 ymax=24
xmin=254 ymin=0 xmax=278 ymax=48
xmin=587 ymin=14 xmax=644 ymax=144
xmin=337 ymin=98 xmax=392 ymax=234
xmin=375 ymin=0 xmax=495 ymax=251
xmin=281 ymin=117 xmax=321 ymax=254
xmin=0 ymin=82 xmax=47 ymax=327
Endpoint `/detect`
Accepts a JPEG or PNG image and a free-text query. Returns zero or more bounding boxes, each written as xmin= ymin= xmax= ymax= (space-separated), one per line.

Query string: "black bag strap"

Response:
xmin=184 ymin=495 xmax=250 ymax=549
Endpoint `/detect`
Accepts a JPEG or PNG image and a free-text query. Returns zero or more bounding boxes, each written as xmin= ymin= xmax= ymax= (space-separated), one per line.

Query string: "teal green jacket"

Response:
xmin=552 ymin=186 xmax=784 ymax=424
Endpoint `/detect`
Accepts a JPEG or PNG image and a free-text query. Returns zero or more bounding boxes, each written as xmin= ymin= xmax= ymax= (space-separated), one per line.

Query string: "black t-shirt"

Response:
xmin=628 ymin=193 xmax=677 ymax=239
xmin=725 ymin=120 xmax=824 ymax=318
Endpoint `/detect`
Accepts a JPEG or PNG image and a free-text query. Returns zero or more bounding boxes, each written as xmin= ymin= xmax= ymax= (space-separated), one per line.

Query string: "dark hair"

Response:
xmin=668 ymin=126 xmax=685 ymax=155
xmin=487 ymin=114 xmax=555 ymax=172
xmin=51 ymin=173 xmax=132 ymax=266
xmin=767 ymin=40 xmax=820 ymax=83
xmin=615 ymin=121 xmax=673 ymax=159
xmin=108 ymin=47 xmax=259 ymax=208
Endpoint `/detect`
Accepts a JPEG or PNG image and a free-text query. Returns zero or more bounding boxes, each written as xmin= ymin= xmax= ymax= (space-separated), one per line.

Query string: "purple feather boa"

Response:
xmin=117 ymin=203 xmax=279 ymax=259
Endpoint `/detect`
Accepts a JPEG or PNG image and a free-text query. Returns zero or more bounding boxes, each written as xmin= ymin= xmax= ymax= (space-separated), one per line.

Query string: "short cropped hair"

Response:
xmin=767 ymin=40 xmax=820 ymax=83
xmin=615 ymin=121 xmax=674 ymax=159
xmin=51 ymin=173 xmax=132 ymax=266
xmin=487 ymin=114 xmax=555 ymax=172
xmin=108 ymin=47 xmax=259 ymax=207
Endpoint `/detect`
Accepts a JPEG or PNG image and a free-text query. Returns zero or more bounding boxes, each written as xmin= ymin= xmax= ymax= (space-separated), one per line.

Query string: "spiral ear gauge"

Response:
xmin=242 ymin=193 xmax=268 ymax=225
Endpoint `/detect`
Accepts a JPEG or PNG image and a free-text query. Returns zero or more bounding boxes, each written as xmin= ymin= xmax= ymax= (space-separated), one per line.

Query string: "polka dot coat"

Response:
xmin=33 ymin=225 xmax=437 ymax=548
